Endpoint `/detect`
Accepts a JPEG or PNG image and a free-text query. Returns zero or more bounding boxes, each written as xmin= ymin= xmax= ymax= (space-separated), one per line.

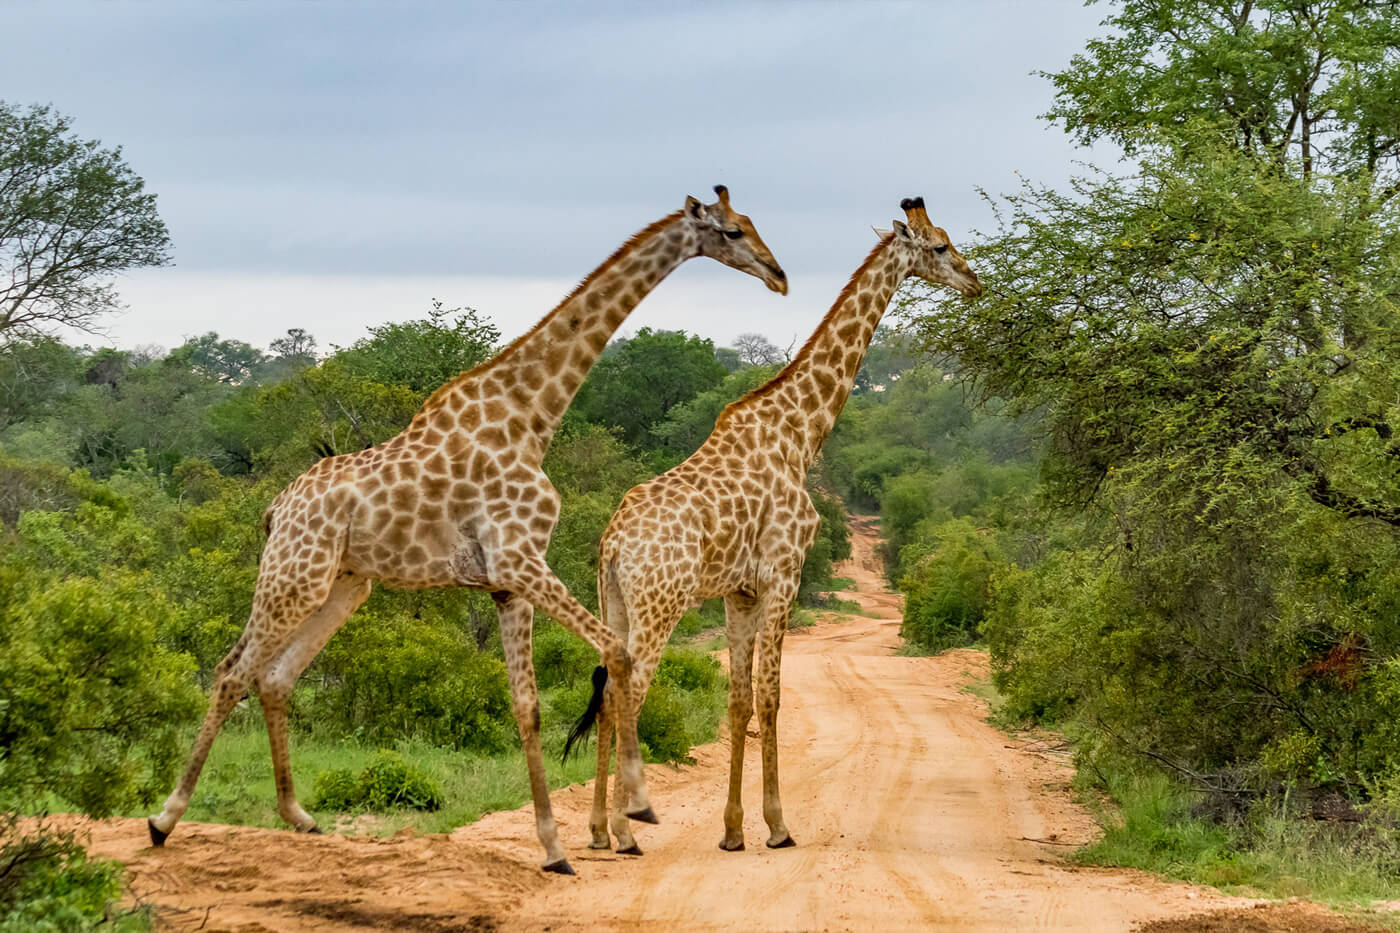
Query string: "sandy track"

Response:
xmin=78 ymin=514 xmax=1248 ymax=932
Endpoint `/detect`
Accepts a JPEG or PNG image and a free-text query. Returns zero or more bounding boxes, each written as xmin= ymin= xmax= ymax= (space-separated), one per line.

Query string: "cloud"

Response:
xmin=2 ymin=0 xmax=1106 ymax=344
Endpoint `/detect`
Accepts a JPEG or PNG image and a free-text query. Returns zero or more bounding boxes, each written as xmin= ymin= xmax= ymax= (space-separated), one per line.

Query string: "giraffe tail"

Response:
xmin=563 ymin=664 xmax=608 ymax=761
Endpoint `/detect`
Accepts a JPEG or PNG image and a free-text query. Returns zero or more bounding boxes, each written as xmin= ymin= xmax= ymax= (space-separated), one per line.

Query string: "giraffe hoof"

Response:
xmin=767 ymin=834 xmax=796 ymax=849
xmin=147 ymin=819 xmax=169 ymax=848
xmin=543 ymin=859 xmax=576 ymax=876
xmin=617 ymin=844 xmax=643 ymax=856
xmin=718 ymin=840 xmax=745 ymax=852
xmin=587 ymin=840 xmax=612 ymax=851
xmin=626 ymin=806 xmax=658 ymax=825
xmin=303 ymin=825 xmax=323 ymax=835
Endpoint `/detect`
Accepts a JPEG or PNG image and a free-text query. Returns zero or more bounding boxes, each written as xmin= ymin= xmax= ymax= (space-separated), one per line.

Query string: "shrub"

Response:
xmin=305 ymin=604 xmax=512 ymax=754
xmin=637 ymin=682 xmax=692 ymax=764
xmin=0 ymin=820 xmax=147 ymax=933
xmin=653 ymin=648 xmax=722 ymax=693
xmin=308 ymin=768 xmax=361 ymax=811
xmin=309 ymin=751 xmax=442 ymax=813
xmin=0 ymin=568 xmax=202 ymax=815
xmin=532 ymin=622 xmax=595 ymax=690
xmin=357 ymin=751 xmax=443 ymax=811
xmin=898 ymin=518 xmax=1003 ymax=653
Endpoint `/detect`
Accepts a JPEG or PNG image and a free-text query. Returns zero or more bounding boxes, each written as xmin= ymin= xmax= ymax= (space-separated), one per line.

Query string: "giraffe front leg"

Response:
xmin=504 ymin=562 xmax=655 ymax=825
xmin=494 ymin=593 xmax=572 ymax=874
xmin=755 ymin=580 xmax=797 ymax=849
xmin=719 ymin=594 xmax=759 ymax=851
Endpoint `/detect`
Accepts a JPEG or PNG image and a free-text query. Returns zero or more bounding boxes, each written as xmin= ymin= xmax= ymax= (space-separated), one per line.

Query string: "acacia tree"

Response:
xmin=908 ymin=0 xmax=1400 ymax=792
xmin=732 ymin=332 xmax=787 ymax=366
xmin=0 ymin=103 xmax=170 ymax=340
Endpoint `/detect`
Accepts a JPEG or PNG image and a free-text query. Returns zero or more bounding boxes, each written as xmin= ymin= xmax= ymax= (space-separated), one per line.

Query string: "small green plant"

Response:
xmin=0 ymin=819 xmax=149 ymax=932
xmin=309 ymin=751 xmax=443 ymax=813
xmin=653 ymin=648 xmax=722 ymax=693
xmin=637 ymin=682 xmax=692 ymax=764
xmin=308 ymin=767 xmax=361 ymax=811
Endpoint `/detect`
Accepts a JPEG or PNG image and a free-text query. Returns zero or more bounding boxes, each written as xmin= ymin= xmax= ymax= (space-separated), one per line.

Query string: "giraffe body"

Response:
xmin=147 ymin=188 xmax=787 ymax=873
xmin=582 ymin=198 xmax=980 ymax=854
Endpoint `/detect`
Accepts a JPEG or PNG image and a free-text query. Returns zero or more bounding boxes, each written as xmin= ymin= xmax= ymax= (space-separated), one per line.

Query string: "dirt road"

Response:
xmin=81 ymin=515 xmax=1285 ymax=931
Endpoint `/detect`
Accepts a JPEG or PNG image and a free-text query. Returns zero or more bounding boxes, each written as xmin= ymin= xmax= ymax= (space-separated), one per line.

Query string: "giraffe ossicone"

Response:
xmin=575 ymin=196 xmax=980 ymax=855
xmin=146 ymin=187 xmax=787 ymax=874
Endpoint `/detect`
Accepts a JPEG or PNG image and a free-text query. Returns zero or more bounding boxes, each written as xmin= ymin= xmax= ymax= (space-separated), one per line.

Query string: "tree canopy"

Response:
xmin=0 ymin=103 xmax=170 ymax=340
xmin=904 ymin=0 xmax=1400 ymax=800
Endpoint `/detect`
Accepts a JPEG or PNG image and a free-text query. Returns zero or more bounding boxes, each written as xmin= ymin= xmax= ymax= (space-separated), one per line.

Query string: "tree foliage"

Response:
xmin=0 ymin=103 xmax=169 ymax=340
xmin=905 ymin=0 xmax=1400 ymax=800
xmin=572 ymin=328 xmax=727 ymax=448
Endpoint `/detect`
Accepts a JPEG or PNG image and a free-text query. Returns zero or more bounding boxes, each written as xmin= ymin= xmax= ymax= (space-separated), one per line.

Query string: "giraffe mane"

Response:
xmin=714 ymin=232 xmax=896 ymax=427
xmin=416 ymin=210 xmax=686 ymax=417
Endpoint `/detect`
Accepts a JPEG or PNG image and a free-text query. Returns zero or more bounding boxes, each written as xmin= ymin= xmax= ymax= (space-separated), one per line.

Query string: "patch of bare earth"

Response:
xmin=68 ymin=512 xmax=1392 ymax=930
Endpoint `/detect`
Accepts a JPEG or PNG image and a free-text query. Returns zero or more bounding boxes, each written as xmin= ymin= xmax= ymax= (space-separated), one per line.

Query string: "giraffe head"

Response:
xmin=882 ymin=197 xmax=982 ymax=297
xmin=684 ymin=185 xmax=788 ymax=294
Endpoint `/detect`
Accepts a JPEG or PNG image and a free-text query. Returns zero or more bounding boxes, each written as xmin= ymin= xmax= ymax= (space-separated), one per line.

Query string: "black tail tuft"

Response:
xmin=563 ymin=665 xmax=608 ymax=761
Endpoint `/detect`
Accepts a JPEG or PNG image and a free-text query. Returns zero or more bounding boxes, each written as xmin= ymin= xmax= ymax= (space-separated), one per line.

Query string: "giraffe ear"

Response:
xmin=685 ymin=195 xmax=706 ymax=220
xmin=892 ymin=220 xmax=911 ymax=239
xmin=872 ymin=226 xmax=892 ymax=239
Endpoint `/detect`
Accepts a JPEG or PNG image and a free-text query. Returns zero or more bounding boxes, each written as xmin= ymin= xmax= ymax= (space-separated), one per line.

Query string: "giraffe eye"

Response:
xmin=725 ymin=228 xmax=744 ymax=240
xmin=934 ymin=244 xmax=949 ymax=254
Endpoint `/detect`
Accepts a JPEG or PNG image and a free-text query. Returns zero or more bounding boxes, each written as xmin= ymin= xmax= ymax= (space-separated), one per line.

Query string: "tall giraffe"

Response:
xmin=572 ymin=198 xmax=979 ymax=855
xmin=147 ymin=187 xmax=788 ymax=875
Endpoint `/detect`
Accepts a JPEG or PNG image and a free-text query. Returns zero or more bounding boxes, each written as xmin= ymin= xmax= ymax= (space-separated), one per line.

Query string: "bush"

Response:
xmin=309 ymin=751 xmax=443 ymax=813
xmin=532 ymin=622 xmax=595 ymax=690
xmin=637 ymin=682 xmax=692 ymax=764
xmin=304 ymin=603 xmax=512 ymax=754
xmin=898 ymin=518 xmax=1003 ymax=653
xmin=653 ymin=648 xmax=722 ymax=693
xmin=797 ymin=486 xmax=851 ymax=605
xmin=0 ymin=820 xmax=147 ymax=933
xmin=0 ymin=568 xmax=202 ymax=815
xmin=308 ymin=768 xmax=361 ymax=812
xmin=671 ymin=599 xmax=725 ymax=640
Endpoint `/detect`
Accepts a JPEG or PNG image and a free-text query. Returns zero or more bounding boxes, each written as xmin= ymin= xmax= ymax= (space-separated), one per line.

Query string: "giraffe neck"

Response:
xmin=414 ymin=212 xmax=695 ymax=460
xmin=733 ymin=238 xmax=906 ymax=470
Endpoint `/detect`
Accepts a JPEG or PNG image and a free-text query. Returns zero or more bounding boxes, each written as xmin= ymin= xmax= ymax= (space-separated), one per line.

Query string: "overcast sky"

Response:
xmin=1 ymin=1 xmax=1110 ymax=354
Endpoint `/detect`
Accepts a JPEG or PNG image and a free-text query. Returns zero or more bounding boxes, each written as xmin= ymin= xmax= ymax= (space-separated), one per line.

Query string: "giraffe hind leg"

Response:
xmin=257 ymin=572 xmax=372 ymax=833
xmin=149 ymin=559 xmax=341 ymax=845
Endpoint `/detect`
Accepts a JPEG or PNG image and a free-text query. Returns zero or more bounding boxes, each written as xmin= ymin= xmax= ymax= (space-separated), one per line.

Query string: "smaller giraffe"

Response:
xmin=146 ymin=187 xmax=787 ymax=875
xmin=571 ymin=197 xmax=979 ymax=855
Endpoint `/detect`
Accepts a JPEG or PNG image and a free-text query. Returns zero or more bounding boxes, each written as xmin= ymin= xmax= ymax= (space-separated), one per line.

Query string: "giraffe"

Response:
xmin=146 ymin=186 xmax=788 ymax=875
xmin=570 ymin=197 xmax=980 ymax=855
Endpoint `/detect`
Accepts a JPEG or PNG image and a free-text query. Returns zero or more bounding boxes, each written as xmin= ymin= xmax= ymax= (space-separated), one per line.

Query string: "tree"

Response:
xmin=1046 ymin=0 xmax=1400 ymax=193
xmin=731 ymin=332 xmax=787 ymax=367
xmin=334 ymin=300 xmax=499 ymax=395
xmin=713 ymin=346 xmax=742 ymax=372
xmin=0 ymin=103 xmax=170 ymax=340
xmin=908 ymin=0 xmax=1400 ymax=795
xmin=0 ymin=337 xmax=81 ymax=431
xmin=268 ymin=327 xmax=316 ymax=364
xmin=652 ymin=364 xmax=779 ymax=460
xmin=167 ymin=332 xmax=267 ymax=385
xmin=572 ymin=328 xmax=728 ymax=448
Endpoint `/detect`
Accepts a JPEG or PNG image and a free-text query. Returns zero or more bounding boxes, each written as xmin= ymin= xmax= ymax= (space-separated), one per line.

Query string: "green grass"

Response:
xmin=130 ymin=651 xmax=730 ymax=837
xmin=1079 ymin=771 xmax=1400 ymax=909
xmin=138 ymin=725 xmax=604 ymax=835
xmin=960 ymin=670 xmax=1007 ymax=720
xmin=960 ymin=675 xmax=1400 ymax=910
